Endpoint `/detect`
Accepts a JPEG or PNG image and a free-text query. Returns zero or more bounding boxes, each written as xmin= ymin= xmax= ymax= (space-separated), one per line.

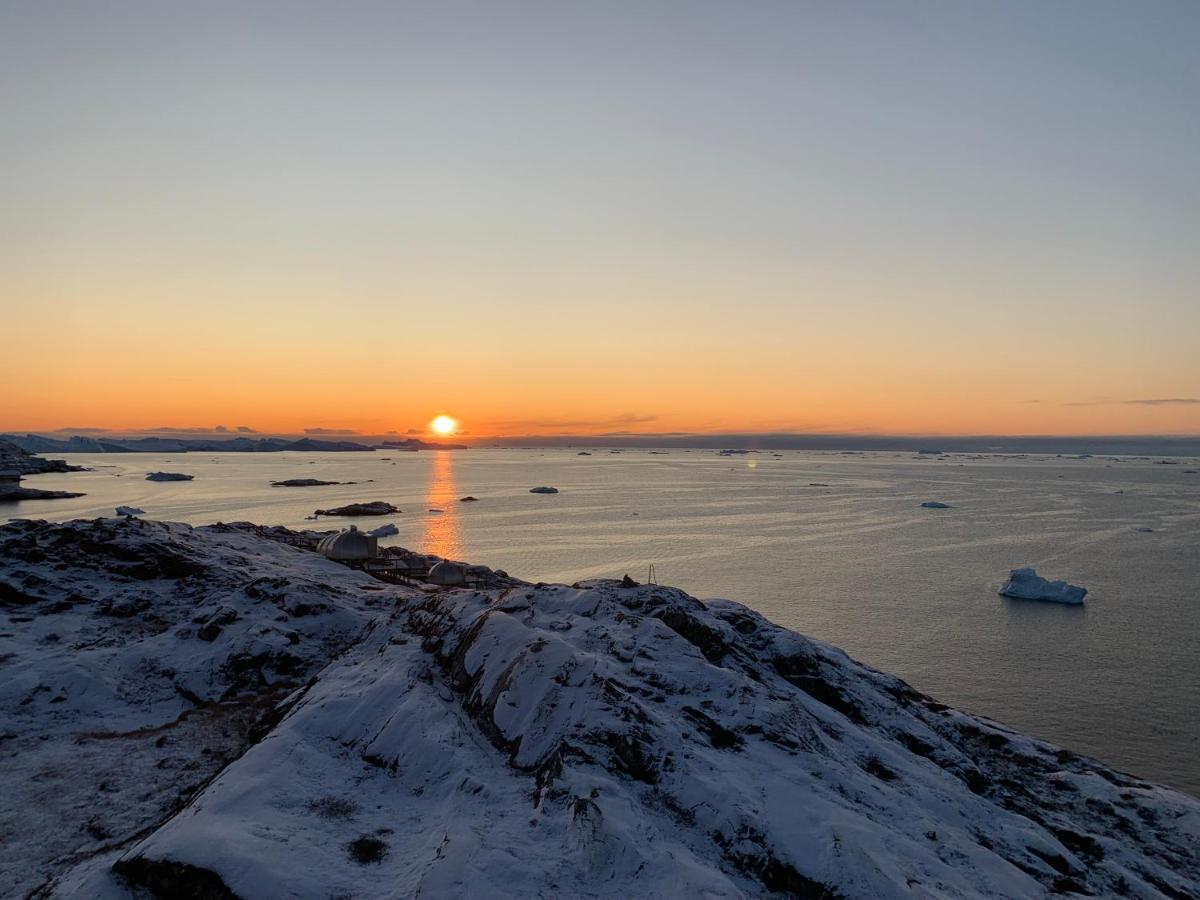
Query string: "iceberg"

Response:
xmin=999 ymin=567 xmax=1087 ymax=605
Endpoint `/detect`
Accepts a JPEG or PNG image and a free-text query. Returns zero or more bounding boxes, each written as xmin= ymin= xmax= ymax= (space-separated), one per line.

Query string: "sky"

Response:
xmin=2 ymin=1 xmax=1198 ymax=437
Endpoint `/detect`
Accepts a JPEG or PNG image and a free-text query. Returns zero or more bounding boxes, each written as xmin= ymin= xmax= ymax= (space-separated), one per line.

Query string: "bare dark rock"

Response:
xmin=313 ymin=501 xmax=399 ymax=516
xmin=112 ymin=857 xmax=242 ymax=900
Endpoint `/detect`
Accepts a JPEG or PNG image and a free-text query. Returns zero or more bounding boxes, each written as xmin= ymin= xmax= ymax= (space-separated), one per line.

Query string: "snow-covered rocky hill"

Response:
xmin=1 ymin=518 xmax=1196 ymax=898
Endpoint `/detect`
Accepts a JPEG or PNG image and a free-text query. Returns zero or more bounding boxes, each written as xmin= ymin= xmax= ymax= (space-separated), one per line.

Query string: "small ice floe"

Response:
xmin=921 ymin=501 xmax=951 ymax=509
xmin=530 ymin=486 xmax=559 ymax=494
xmin=145 ymin=472 xmax=194 ymax=482
xmin=999 ymin=567 xmax=1087 ymax=605
xmin=115 ymin=506 xmax=145 ymax=516
xmin=369 ymin=523 xmax=399 ymax=537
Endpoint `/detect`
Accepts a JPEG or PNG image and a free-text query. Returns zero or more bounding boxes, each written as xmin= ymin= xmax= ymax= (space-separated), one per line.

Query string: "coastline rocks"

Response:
xmin=313 ymin=501 xmax=398 ymax=517
xmin=999 ymin=567 xmax=1087 ymax=605
xmin=115 ymin=506 xmax=146 ymax=517
xmin=0 ymin=484 xmax=85 ymax=502
xmin=145 ymin=472 xmax=194 ymax=482
xmin=368 ymin=524 xmax=399 ymax=537
xmin=921 ymin=501 xmax=952 ymax=509
xmin=529 ymin=486 xmax=559 ymax=494
xmin=271 ymin=479 xmax=342 ymax=488
xmin=0 ymin=439 xmax=83 ymax=476
xmin=2 ymin=519 xmax=1197 ymax=899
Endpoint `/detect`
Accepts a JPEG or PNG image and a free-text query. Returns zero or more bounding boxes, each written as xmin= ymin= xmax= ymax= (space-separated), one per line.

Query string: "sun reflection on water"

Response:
xmin=421 ymin=451 xmax=463 ymax=560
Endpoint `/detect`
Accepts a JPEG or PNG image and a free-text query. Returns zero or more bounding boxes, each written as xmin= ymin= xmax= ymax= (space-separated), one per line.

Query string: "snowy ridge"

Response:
xmin=1 ymin=519 xmax=1197 ymax=898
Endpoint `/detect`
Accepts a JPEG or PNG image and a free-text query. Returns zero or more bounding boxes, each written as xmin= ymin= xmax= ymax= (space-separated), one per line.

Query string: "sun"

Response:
xmin=430 ymin=415 xmax=458 ymax=436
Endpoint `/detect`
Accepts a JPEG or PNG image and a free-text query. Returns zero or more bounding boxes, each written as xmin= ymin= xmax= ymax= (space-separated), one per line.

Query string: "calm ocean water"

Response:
xmin=12 ymin=449 xmax=1200 ymax=796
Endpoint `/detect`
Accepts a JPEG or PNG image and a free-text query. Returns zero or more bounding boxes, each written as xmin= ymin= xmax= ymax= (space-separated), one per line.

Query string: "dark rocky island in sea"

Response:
xmin=0 ymin=439 xmax=86 ymax=501
xmin=379 ymin=438 xmax=468 ymax=451
xmin=1 ymin=517 xmax=1196 ymax=898
xmin=271 ymin=478 xmax=346 ymax=487
xmin=314 ymin=501 xmax=400 ymax=516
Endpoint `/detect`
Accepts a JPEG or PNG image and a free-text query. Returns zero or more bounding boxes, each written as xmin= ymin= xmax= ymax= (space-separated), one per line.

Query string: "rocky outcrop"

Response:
xmin=0 ymin=438 xmax=82 ymax=476
xmin=0 ymin=483 xmax=85 ymax=502
xmin=145 ymin=471 xmax=194 ymax=482
xmin=313 ymin=501 xmax=399 ymax=516
xmin=270 ymin=478 xmax=343 ymax=487
xmin=2 ymin=519 xmax=1196 ymax=899
xmin=1000 ymin=568 xmax=1088 ymax=605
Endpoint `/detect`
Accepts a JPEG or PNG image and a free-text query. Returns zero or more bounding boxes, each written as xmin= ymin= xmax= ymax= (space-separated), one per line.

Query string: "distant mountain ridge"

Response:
xmin=0 ymin=434 xmax=467 ymax=453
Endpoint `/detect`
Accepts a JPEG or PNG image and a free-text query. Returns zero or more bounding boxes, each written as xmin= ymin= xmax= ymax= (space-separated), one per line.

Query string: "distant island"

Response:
xmin=0 ymin=434 xmax=467 ymax=454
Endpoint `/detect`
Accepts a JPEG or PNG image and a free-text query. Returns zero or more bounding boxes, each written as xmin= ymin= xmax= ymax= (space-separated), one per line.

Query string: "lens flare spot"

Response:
xmin=431 ymin=415 xmax=458 ymax=436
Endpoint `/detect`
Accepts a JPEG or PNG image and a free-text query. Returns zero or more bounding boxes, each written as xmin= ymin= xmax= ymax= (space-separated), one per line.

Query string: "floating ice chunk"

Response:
xmin=115 ymin=506 xmax=145 ymax=516
xmin=999 ymin=567 xmax=1086 ymax=605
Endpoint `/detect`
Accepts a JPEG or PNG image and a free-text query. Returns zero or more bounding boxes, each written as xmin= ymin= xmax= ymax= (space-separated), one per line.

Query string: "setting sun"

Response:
xmin=430 ymin=415 xmax=458 ymax=436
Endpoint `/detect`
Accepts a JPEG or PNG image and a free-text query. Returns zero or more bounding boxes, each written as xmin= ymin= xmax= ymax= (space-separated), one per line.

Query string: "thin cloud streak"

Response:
xmin=1065 ymin=398 xmax=1200 ymax=407
xmin=486 ymin=413 xmax=659 ymax=432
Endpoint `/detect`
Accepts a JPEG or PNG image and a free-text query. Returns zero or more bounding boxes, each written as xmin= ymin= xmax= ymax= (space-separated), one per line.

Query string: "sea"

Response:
xmin=11 ymin=448 xmax=1200 ymax=797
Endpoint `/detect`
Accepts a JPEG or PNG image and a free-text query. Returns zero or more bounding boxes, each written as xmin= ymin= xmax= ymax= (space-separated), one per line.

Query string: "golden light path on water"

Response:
xmin=421 ymin=451 xmax=462 ymax=560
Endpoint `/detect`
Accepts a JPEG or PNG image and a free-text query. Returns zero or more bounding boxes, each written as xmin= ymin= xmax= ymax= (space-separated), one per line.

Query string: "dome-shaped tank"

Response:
xmin=427 ymin=560 xmax=467 ymax=586
xmin=317 ymin=525 xmax=378 ymax=562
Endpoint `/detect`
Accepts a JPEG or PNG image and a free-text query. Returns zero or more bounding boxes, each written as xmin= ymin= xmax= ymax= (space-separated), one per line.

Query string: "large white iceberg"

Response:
xmin=999 ymin=567 xmax=1087 ymax=605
